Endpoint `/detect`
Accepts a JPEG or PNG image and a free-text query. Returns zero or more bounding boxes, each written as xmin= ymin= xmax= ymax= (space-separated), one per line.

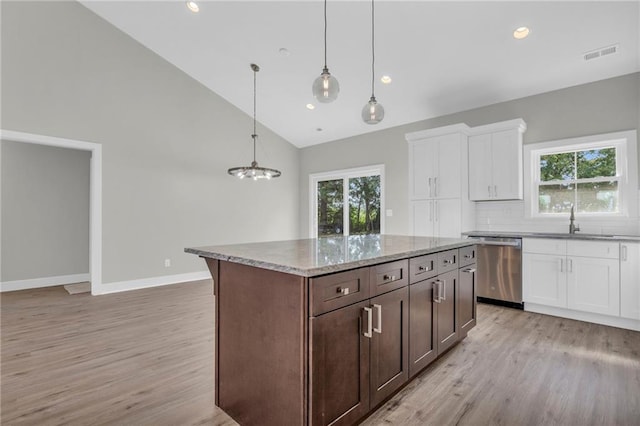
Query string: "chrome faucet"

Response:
xmin=569 ymin=205 xmax=580 ymax=234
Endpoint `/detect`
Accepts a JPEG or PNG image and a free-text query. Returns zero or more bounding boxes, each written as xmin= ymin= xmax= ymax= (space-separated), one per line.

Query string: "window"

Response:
xmin=525 ymin=130 xmax=637 ymax=218
xmin=310 ymin=165 xmax=384 ymax=237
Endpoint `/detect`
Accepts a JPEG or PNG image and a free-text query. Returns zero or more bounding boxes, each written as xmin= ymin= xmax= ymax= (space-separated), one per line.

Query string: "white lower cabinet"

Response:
xmin=523 ymin=239 xmax=620 ymax=316
xmin=567 ymin=256 xmax=619 ymax=316
xmin=620 ymin=243 xmax=640 ymax=320
xmin=522 ymin=253 xmax=567 ymax=307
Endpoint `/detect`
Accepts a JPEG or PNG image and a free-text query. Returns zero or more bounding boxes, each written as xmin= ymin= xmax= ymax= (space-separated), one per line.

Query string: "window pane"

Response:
xmin=538 ymin=183 xmax=574 ymax=213
xmin=317 ymin=179 xmax=343 ymax=236
xmin=348 ymin=176 xmax=381 ymax=235
xmin=576 ymin=148 xmax=616 ymax=179
xmin=576 ymin=181 xmax=619 ymax=213
xmin=540 ymin=152 xmax=575 ymax=181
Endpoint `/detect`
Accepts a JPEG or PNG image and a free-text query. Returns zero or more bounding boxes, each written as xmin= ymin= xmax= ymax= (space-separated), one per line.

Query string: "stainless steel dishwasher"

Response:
xmin=475 ymin=236 xmax=523 ymax=309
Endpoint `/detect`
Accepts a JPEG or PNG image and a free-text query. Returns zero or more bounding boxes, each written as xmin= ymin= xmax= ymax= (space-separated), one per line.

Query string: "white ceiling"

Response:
xmin=80 ymin=1 xmax=639 ymax=148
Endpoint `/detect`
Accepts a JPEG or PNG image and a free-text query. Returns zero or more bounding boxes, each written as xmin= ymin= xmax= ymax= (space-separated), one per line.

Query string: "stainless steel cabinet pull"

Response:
xmin=434 ymin=177 xmax=438 ymax=197
xmin=441 ymin=279 xmax=447 ymax=301
xmin=494 ymin=185 xmax=498 ymax=197
xmin=363 ymin=307 xmax=373 ymax=338
xmin=418 ymin=266 xmax=426 ymax=271
xmin=463 ymin=268 xmax=477 ymax=273
xmin=382 ymin=274 xmax=396 ymax=282
xmin=428 ymin=177 xmax=432 ymax=198
xmin=559 ymin=258 xmax=563 ymax=272
xmin=336 ymin=286 xmax=349 ymax=295
xmin=432 ymin=281 xmax=441 ymax=303
xmin=622 ymin=245 xmax=628 ymax=261
xmin=443 ymin=259 xmax=452 ymax=265
xmin=568 ymin=258 xmax=573 ymax=273
xmin=373 ymin=304 xmax=382 ymax=334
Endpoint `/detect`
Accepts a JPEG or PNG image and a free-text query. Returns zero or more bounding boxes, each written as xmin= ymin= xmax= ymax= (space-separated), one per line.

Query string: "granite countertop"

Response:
xmin=464 ymin=231 xmax=640 ymax=243
xmin=185 ymin=234 xmax=474 ymax=277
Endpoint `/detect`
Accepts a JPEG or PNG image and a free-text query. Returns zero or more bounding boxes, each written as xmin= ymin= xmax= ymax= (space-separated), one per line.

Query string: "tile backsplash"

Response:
xmin=474 ymin=193 xmax=640 ymax=236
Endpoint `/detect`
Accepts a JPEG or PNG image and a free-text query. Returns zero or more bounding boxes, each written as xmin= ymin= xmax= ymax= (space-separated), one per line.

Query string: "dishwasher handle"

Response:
xmin=475 ymin=240 xmax=521 ymax=248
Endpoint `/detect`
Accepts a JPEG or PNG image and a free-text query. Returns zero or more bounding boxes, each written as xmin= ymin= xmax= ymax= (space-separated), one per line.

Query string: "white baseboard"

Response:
xmin=525 ymin=303 xmax=640 ymax=332
xmin=95 ymin=271 xmax=211 ymax=295
xmin=1 ymin=273 xmax=90 ymax=292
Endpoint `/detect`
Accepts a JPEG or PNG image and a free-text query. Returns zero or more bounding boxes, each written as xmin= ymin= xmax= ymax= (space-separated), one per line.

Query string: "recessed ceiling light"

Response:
xmin=513 ymin=26 xmax=530 ymax=40
xmin=279 ymin=48 xmax=291 ymax=57
xmin=186 ymin=1 xmax=199 ymax=13
xmin=306 ymin=103 xmax=315 ymax=110
xmin=381 ymin=75 xmax=392 ymax=84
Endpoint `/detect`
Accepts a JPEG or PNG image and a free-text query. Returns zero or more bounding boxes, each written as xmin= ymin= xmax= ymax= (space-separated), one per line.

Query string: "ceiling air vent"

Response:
xmin=583 ymin=44 xmax=619 ymax=61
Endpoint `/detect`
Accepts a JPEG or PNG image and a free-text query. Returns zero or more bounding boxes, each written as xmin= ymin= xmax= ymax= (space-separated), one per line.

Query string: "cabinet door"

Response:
xmin=434 ymin=134 xmax=461 ymax=199
xmin=490 ymin=129 xmax=523 ymax=200
xmin=459 ymin=265 xmax=477 ymax=337
xmin=310 ymin=301 xmax=370 ymax=426
xmin=567 ymin=256 xmax=620 ymax=316
xmin=468 ymin=133 xmax=493 ymax=201
xmin=409 ymin=278 xmax=438 ymax=377
xmin=434 ymin=198 xmax=462 ymax=238
xmin=409 ymin=142 xmax=435 ymax=199
xmin=411 ymin=200 xmax=434 ymax=237
xmin=522 ymin=253 xmax=567 ymax=307
xmin=369 ymin=287 xmax=409 ymax=408
xmin=621 ymin=243 xmax=640 ymax=320
xmin=435 ymin=270 xmax=459 ymax=354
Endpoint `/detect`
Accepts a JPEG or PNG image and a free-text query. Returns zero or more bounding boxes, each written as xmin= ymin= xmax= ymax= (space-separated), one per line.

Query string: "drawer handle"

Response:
xmin=443 ymin=259 xmax=452 ymax=265
xmin=336 ymin=286 xmax=350 ymax=295
xmin=464 ymin=254 xmax=473 ymax=259
xmin=462 ymin=268 xmax=476 ymax=273
xmin=382 ymin=274 xmax=396 ymax=282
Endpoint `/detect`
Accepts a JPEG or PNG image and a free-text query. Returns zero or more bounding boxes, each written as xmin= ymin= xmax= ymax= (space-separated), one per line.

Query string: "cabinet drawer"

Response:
xmin=437 ymin=249 xmax=458 ymax=273
xmin=567 ymin=240 xmax=619 ymax=259
xmin=523 ymin=238 xmax=566 ymax=255
xmin=310 ymin=268 xmax=370 ymax=316
xmin=370 ymin=259 xmax=409 ymax=296
xmin=459 ymin=245 xmax=476 ymax=267
xmin=409 ymin=254 xmax=438 ymax=284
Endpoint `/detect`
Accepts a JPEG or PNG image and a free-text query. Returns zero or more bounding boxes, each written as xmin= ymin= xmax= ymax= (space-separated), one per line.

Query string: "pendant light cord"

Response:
xmin=370 ymin=0 xmax=375 ymax=98
xmin=323 ymin=0 xmax=328 ymax=68
xmin=252 ymin=65 xmax=257 ymax=163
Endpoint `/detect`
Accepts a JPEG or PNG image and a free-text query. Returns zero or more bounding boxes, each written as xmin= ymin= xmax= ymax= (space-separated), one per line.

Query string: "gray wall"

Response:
xmin=1 ymin=1 xmax=300 ymax=285
xmin=299 ymin=72 xmax=640 ymax=237
xmin=1 ymin=141 xmax=90 ymax=281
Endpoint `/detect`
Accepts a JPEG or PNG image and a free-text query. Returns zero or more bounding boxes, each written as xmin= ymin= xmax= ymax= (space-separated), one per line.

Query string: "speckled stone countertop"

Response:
xmin=185 ymin=234 xmax=474 ymax=277
xmin=464 ymin=231 xmax=640 ymax=243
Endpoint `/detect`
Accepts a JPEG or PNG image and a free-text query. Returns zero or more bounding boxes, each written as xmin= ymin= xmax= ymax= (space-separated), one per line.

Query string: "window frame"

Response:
xmin=309 ymin=164 xmax=385 ymax=238
xmin=524 ymin=130 xmax=637 ymax=219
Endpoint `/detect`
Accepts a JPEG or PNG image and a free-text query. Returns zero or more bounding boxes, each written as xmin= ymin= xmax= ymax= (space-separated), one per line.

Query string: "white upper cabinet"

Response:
xmin=407 ymin=124 xmax=468 ymax=200
xmin=620 ymin=242 xmax=640 ymax=320
xmin=468 ymin=119 xmax=526 ymax=201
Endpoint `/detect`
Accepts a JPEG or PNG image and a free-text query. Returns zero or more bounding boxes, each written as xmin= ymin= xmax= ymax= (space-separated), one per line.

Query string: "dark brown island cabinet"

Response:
xmin=185 ymin=236 xmax=477 ymax=426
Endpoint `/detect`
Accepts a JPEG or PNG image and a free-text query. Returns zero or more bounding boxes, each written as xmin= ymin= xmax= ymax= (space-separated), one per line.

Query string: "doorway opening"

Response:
xmin=1 ymin=129 xmax=102 ymax=295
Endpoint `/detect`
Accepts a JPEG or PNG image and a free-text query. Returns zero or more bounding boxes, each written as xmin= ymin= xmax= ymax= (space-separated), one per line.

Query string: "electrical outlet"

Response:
xmin=164 ymin=258 xmax=171 ymax=268
xmin=386 ymin=209 xmax=393 ymax=217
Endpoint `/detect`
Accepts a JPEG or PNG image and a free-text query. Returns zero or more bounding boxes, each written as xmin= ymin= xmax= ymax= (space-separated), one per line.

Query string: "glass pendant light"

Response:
xmin=312 ymin=0 xmax=339 ymax=103
xmin=228 ymin=64 xmax=281 ymax=180
xmin=362 ymin=0 xmax=384 ymax=124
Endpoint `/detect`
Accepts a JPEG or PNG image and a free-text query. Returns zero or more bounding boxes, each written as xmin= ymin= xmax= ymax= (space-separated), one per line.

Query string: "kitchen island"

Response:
xmin=185 ymin=234 xmax=477 ymax=426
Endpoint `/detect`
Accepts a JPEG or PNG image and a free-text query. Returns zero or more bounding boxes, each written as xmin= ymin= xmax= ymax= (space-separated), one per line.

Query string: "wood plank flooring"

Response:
xmin=2 ymin=280 xmax=639 ymax=425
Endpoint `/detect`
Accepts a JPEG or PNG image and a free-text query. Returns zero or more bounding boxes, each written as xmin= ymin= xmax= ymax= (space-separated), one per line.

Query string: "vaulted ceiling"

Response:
xmin=80 ymin=1 xmax=640 ymax=147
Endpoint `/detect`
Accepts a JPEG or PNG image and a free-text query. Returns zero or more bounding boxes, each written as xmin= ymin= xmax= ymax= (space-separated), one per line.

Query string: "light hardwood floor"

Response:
xmin=2 ymin=280 xmax=639 ymax=425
